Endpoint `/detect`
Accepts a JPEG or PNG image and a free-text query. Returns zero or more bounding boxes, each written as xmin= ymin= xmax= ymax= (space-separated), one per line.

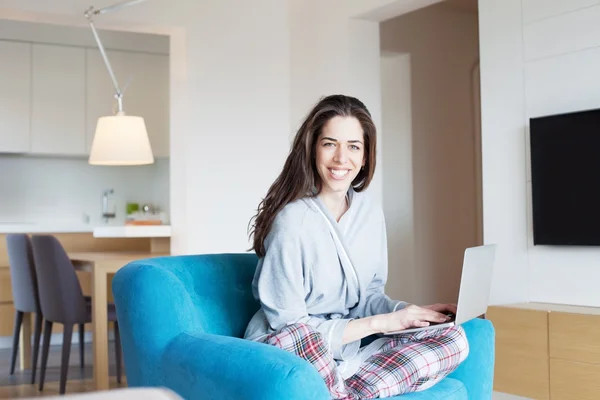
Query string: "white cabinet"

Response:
xmin=86 ymin=49 xmax=169 ymax=158
xmin=0 ymin=41 xmax=31 ymax=153
xmin=0 ymin=40 xmax=168 ymax=158
xmin=31 ymin=44 xmax=86 ymax=155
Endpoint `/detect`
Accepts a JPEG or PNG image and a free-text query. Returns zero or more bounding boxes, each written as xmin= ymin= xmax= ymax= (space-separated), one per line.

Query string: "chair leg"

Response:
xmin=30 ymin=313 xmax=43 ymax=384
xmin=114 ymin=321 xmax=122 ymax=384
xmin=79 ymin=323 xmax=85 ymax=369
xmin=59 ymin=323 xmax=73 ymax=395
xmin=9 ymin=311 xmax=24 ymax=375
xmin=39 ymin=320 xmax=53 ymax=391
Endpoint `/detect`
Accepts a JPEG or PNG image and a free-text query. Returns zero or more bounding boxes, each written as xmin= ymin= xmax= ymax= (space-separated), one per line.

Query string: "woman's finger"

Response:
xmin=434 ymin=303 xmax=447 ymax=312
xmin=417 ymin=309 xmax=448 ymax=322
xmin=421 ymin=303 xmax=440 ymax=312
xmin=446 ymin=304 xmax=458 ymax=314
xmin=424 ymin=303 xmax=448 ymax=313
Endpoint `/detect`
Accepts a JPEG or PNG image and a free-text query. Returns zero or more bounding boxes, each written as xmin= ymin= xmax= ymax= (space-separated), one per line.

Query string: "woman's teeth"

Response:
xmin=330 ymin=169 xmax=349 ymax=178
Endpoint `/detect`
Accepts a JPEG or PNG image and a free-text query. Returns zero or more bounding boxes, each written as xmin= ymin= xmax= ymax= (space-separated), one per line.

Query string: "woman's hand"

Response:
xmin=421 ymin=303 xmax=457 ymax=315
xmin=373 ymin=304 xmax=454 ymax=334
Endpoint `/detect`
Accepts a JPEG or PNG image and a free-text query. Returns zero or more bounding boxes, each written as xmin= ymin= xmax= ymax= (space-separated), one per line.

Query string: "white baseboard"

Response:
xmin=493 ymin=392 xmax=533 ymax=400
xmin=0 ymin=331 xmax=115 ymax=350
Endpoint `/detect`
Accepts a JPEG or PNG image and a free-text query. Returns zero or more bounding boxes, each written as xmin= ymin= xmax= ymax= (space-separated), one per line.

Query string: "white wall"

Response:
xmin=524 ymin=0 xmax=600 ymax=306
xmin=479 ymin=0 xmax=600 ymax=306
xmin=380 ymin=4 xmax=480 ymax=305
xmin=179 ymin=1 xmax=291 ymax=254
xmin=290 ymin=1 xmax=385 ymax=206
xmin=478 ymin=0 xmax=529 ymax=305
xmin=0 ymin=0 xmax=439 ymax=257
xmin=0 ymin=156 xmax=169 ymax=226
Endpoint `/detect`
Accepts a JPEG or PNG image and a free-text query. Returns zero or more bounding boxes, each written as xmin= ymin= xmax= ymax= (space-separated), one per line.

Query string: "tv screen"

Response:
xmin=530 ymin=108 xmax=600 ymax=246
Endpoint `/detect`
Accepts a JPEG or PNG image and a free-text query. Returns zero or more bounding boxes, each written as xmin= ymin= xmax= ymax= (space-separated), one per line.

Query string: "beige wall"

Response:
xmin=380 ymin=3 xmax=480 ymax=305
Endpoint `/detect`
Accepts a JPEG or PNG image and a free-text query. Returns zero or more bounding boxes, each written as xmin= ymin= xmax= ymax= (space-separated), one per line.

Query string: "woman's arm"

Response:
xmin=342 ymin=316 xmax=380 ymax=344
xmin=342 ymin=305 xmax=452 ymax=344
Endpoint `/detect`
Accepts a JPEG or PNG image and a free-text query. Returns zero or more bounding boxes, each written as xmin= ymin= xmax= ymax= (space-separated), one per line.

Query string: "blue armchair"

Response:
xmin=112 ymin=253 xmax=495 ymax=400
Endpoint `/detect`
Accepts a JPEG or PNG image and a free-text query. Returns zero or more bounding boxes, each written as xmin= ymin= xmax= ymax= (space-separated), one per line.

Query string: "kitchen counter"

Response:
xmin=93 ymin=225 xmax=171 ymax=238
xmin=0 ymin=223 xmax=93 ymax=234
xmin=0 ymin=223 xmax=172 ymax=238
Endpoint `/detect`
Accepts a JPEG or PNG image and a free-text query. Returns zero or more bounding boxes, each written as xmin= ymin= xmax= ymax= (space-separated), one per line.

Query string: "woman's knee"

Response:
xmin=283 ymin=322 xmax=321 ymax=338
xmin=264 ymin=323 xmax=324 ymax=347
xmin=447 ymin=326 xmax=469 ymax=363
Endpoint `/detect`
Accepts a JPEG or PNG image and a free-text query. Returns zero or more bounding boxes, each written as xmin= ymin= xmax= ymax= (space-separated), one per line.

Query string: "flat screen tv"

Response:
xmin=530 ymin=108 xmax=600 ymax=246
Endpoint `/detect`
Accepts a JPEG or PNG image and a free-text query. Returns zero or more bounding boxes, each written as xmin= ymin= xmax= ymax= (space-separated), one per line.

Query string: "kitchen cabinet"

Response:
xmin=0 ymin=39 xmax=168 ymax=158
xmin=86 ymin=49 xmax=169 ymax=158
xmin=0 ymin=41 xmax=31 ymax=153
xmin=31 ymin=44 xmax=86 ymax=155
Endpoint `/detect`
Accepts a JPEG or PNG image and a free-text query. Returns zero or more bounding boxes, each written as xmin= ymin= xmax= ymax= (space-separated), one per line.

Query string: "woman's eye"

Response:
xmin=323 ymin=142 xmax=335 ymax=147
xmin=350 ymin=145 xmax=360 ymax=150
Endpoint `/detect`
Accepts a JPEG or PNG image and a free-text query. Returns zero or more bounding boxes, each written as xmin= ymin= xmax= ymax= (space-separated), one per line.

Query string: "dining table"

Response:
xmin=18 ymin=251 xmax=169 ymax=391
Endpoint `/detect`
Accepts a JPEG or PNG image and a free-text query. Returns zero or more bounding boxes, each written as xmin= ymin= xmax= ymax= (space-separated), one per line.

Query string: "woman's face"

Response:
xmin=315 ymin=116 xmax=365 ymax=197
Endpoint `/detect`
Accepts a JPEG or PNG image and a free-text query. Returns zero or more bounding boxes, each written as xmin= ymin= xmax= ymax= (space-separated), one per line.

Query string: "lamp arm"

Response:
xmin=84 ymin=7 xmax=124 ymax=114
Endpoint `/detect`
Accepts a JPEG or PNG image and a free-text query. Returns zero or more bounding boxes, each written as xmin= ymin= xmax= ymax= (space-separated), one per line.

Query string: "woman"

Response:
xmin=245 ymin=95 xmax=468 ymax=399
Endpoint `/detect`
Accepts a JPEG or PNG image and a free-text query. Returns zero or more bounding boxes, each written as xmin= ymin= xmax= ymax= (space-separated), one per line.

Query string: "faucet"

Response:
xmin=102 ymin=189 xmax=116 ymax=223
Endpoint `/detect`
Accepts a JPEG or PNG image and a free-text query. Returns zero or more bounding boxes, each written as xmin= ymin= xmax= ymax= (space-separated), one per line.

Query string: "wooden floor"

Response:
xmin=0 ymin=341 xmax=125 ymax=399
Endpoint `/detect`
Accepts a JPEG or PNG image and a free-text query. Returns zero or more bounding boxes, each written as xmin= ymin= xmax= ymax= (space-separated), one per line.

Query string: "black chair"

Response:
xmin=6 ymin=234 xmax=43 ymax=384
xmin=30 ymin=234 xmax=122 ymax=394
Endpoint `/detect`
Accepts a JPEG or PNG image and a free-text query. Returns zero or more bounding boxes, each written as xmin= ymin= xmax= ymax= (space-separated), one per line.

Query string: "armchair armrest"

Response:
xmin=448 ymin=318 xmax=495 ymax=400
xmin=112 ymin=260 xmax=204 ymax=386
xmin=161 ymin=331 xmax=330 ymax=400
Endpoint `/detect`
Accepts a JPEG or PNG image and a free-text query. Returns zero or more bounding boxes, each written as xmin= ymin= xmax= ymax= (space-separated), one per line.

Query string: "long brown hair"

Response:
xmin=249 ymin=94 xmax=377 ymax=257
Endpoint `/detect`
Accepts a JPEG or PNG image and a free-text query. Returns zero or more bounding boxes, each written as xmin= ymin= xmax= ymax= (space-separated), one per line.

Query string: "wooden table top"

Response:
xmin=69 ymin=251 xmax=170 ymax=272
xmin=69 ymin=251 xmax=169 ymax=262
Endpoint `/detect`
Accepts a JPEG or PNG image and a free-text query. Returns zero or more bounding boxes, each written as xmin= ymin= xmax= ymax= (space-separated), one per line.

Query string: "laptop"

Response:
xmin=384 ymin=244 xmax=496 ymax=335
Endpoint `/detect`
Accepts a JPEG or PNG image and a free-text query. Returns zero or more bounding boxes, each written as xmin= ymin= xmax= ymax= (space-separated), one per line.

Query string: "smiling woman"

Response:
xmin=245 ymin=95 xmax=467 ymax=399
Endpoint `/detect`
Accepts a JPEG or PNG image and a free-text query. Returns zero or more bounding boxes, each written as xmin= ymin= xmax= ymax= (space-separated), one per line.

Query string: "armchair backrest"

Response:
xmin=183 ymin=253 xmax=260 ymax=337
xmin=112 ymin=253 xmax=261 ymax=389
xmin=113 ymin=253 xmax=260 ymax=339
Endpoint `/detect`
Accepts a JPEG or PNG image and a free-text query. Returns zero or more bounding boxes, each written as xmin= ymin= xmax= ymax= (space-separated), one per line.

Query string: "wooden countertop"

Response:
xmin=69 ymin=251 xmax=170 ymax=272
xmin=69 ymin=251 xmax=169 ymax=262
xmin=93 ymin=225 xmax=172 ymax=238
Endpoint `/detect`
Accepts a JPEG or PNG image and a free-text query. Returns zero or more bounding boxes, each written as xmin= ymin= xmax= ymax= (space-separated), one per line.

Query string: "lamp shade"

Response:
xmin=88 ymin=114 xmax=154 ymax=166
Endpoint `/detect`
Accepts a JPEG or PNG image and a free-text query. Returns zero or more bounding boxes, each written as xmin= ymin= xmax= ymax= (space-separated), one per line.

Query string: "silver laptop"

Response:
xmin=384 ymin=244 xmax=496 ymax=335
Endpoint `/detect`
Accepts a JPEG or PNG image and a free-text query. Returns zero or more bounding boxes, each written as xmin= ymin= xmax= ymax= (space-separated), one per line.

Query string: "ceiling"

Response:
xmin=444 ymin=0 xmax=478 ymax=13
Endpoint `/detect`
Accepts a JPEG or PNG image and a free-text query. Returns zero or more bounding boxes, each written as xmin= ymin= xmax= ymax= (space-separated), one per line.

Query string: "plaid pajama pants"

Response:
xmin=259 ymin=323 xmax=469 ymax=399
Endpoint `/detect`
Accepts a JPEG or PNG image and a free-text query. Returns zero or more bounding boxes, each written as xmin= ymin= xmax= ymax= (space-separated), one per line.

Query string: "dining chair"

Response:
xmin=30 ymin=234 xmax=122 ymax=394
xmin=6 ymin=234 xmax=43 ymax=384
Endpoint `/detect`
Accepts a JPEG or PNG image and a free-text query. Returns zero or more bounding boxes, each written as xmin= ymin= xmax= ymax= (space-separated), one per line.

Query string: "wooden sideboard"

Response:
xmin=487 ymin=302 xmax=600 ymax=400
